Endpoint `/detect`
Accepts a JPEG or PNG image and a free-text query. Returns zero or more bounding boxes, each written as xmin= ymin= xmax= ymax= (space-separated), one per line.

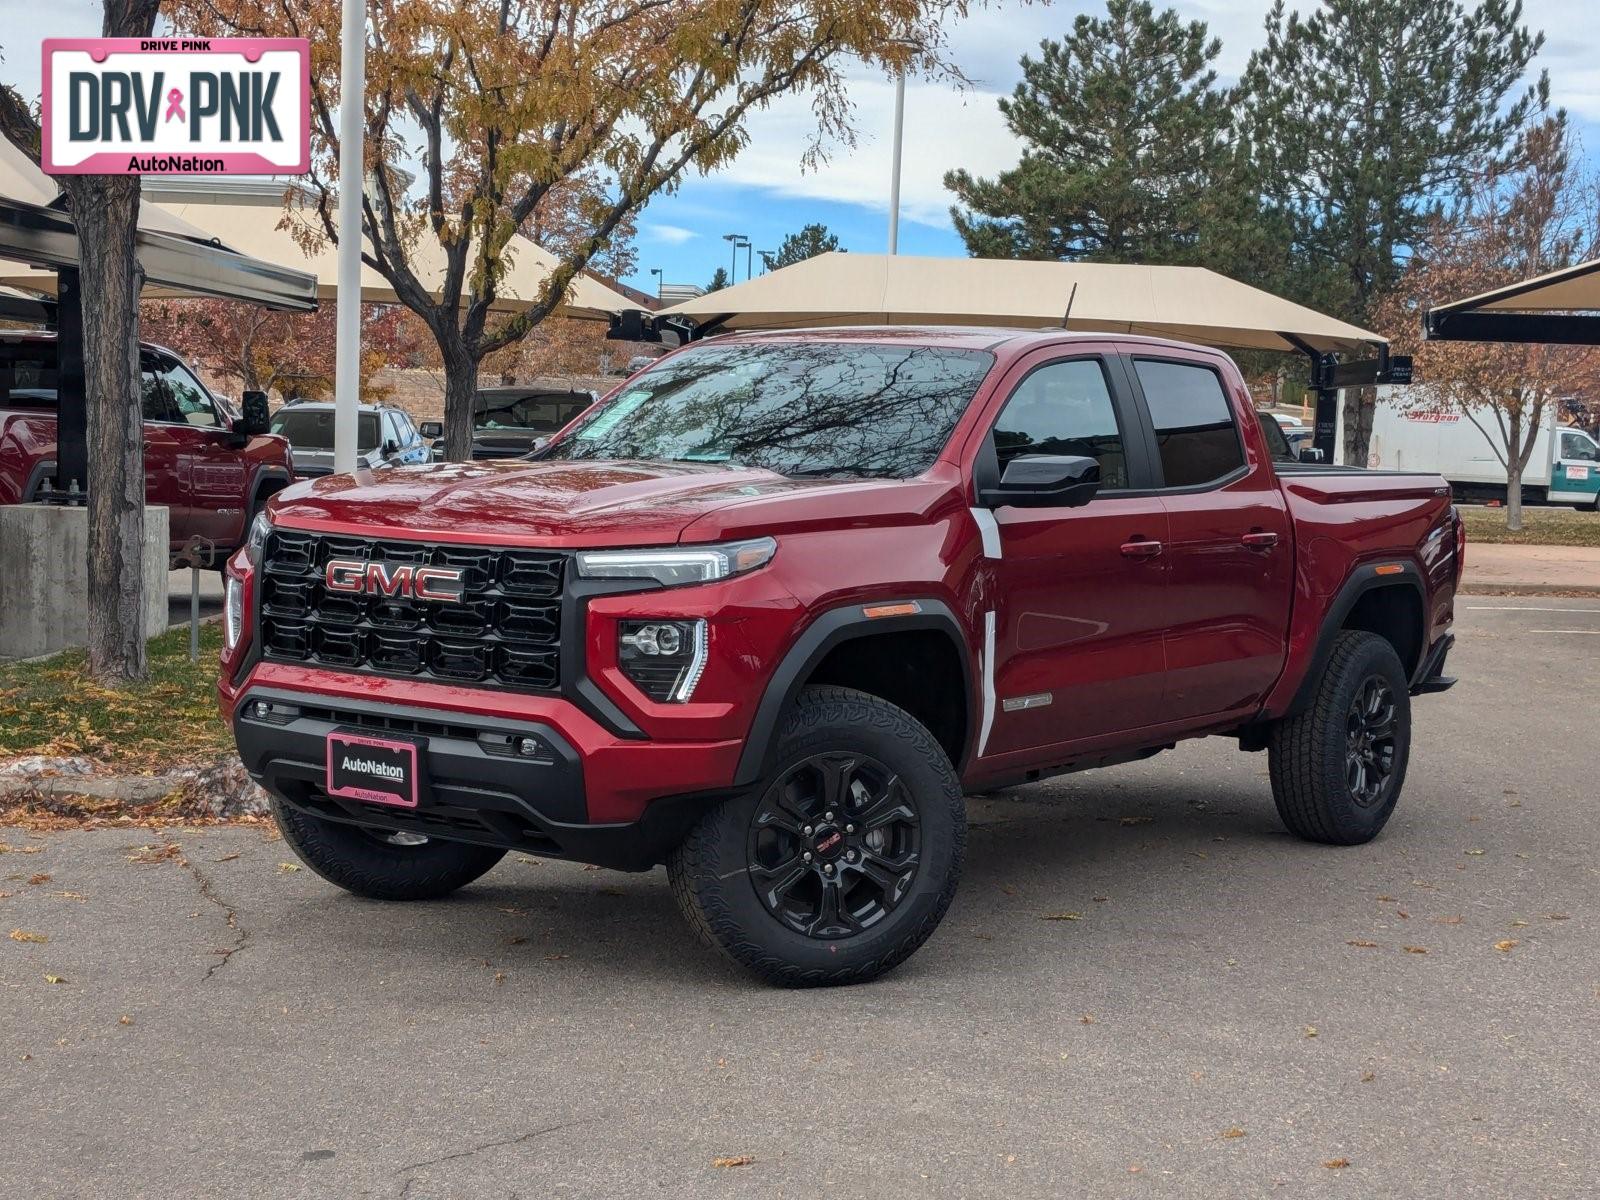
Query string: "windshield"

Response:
xmin=270 ymin=409 xmax=380 ymax=452
xmin=1256 ymin=412 xmax=1295 ymax=462
xmin=541 ymin=341 xmax=995 ymax=478
xmin=474 ymin=392 xmax=592 ymax=433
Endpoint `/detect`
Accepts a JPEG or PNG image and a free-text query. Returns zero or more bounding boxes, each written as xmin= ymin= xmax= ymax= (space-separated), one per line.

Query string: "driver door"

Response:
xmin=150 ymin=353 xmax=247 ymax=548
xmin=977 ymin=350 xmax=1170 ymax=760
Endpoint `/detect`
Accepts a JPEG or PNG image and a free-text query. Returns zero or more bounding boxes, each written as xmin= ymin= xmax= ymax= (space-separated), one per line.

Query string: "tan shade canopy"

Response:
xmin=659 ymin=252 xmax=1383 ymax=355
xmin=1 ymin=142 xmax=317 ymax=310
xmin=1431 ymin=256 xmax=1600 ymax=315
xmin=0 ymin=177 xmax=632 ymax=321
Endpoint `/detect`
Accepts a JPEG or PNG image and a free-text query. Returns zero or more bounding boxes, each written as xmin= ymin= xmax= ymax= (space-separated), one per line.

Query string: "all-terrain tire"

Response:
xmin=668 ymin=686 xmax=965 ymax=987
xmin=272 ymin=798 xmax=507 ymax=900
xmin=1268 ymin=631 xmax=1412 ymax=845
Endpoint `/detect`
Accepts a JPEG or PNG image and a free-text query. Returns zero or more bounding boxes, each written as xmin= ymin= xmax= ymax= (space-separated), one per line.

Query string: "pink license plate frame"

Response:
xmin=325 ymin=731 xmax=420 ymax=809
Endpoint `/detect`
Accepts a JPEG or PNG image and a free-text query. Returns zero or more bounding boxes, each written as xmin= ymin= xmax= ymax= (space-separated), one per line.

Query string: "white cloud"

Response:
xmin=643 ymin=223 xmax=699 ymax=245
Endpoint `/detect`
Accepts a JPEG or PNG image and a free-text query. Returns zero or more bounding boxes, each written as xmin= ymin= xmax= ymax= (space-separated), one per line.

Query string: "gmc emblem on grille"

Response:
xmin=324 ymin=559 xmax=466 ymax=602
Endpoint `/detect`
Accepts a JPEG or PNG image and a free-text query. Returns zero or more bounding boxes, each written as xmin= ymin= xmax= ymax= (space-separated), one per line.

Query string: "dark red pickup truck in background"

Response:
xmin=0 ymin=331 xmax=293 ymax=562
xmin=221 ymin=328 xmax=1461 ymax=986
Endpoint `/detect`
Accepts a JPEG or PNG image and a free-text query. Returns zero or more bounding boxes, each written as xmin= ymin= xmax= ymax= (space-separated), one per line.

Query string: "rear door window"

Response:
xmin=1134 ymin=359 xmax=1245 ymax=488
xmin=990 ymin=358 xmax=1128 ymax=489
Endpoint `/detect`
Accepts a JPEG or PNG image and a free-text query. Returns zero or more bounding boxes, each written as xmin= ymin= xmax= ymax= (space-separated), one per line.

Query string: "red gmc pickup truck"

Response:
xmin=0 ymin=331 xmax=291 ymax=562
xmin=221 ymin=328 xmax=1461 ymax=986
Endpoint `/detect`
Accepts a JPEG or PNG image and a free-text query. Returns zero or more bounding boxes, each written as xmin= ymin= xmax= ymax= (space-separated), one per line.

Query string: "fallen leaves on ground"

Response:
xmin=1119 ymin=816 xmax=1153 ymax=826
xmin=1493 ymin=939 xmax=1519 ymax=953
xmin=1403 ymin=946 xmax=1428 ymax=954
xmin=118 ymin=1015 xmax=133 ymax=1026
xmin=277 ymin=863 xmax=301 ymax=873
xmin=27 ymin=873 xmax=50 ymax=885
xmin=214 ymin=853 xmax=240 ymax=863
xmin=1041 ymin=912 xmax=1082 ymax=921
xmin=1464 ymin=849 xmax=1486 ymax=856
xmin=1323 ymin=1158 xmax=1351 ymax=1169
xmin=1080 ymin=1013 xmax=1095 ymax=1025
xmin=43 ymin=973 xmax=66 ymax=984
xmin=1304 ymin=1026 xmax=1319 ymax=1038
xmin=1221 ymin=1128 xmax=1246 ymax=1139
xmin=712 ymin=1155 xmax=754 ymax=1169
xmin=127 ymin=844 xmax=183 ymax=865
xmin=1346 ymin=939 xmax=1379 ymax=948
xmin=9 ymin=929 xmax=47 ymax=943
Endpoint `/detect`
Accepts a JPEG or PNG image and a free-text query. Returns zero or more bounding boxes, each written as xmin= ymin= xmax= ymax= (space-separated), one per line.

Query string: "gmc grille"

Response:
xmin=258 ymin=531 xmax=565 ymax=692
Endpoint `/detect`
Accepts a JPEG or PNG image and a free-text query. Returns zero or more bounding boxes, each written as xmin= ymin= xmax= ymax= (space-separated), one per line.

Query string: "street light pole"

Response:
xmin=743 ymin=240 xmax=753 ymax=281
xmin=649 ymin=267 xmax=662 ymax=298
xmin=723 ymin=232 xmax=745 ymax=284
xmin=887 ymin=70 xmax=905 ymax=255
xmin=332 ymin=0 xmax=367 ymax=474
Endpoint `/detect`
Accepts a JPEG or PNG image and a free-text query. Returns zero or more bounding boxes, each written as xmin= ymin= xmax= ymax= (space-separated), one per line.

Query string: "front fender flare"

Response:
xmin=732 ymin=597 xmax=975 ymax=788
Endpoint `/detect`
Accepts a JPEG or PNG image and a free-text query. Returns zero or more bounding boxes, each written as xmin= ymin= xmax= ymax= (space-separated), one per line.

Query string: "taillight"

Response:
xmin=1452 ymin=506 xmax=1466 ymax=581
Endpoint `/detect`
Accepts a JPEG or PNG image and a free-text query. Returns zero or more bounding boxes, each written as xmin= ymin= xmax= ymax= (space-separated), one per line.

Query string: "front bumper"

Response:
xmin=233 ymin=685 xmax=737 ymax=870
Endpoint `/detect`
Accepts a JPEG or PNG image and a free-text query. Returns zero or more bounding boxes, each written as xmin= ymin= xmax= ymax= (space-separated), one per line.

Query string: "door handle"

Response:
xmin=1241 ymin=531 xmax=1279 ymax=550
xmin=1120 ymin=539 xmax=1163 ymax=559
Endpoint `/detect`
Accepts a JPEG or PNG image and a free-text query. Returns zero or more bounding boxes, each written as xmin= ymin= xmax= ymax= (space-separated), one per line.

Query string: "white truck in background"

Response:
xmin=1338 ymin=387 xmax=1600 ymax=510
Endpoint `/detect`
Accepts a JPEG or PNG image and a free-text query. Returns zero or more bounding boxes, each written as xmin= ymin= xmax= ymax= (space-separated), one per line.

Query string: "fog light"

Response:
xmin=618 ymin=619 xmax=707 ymax=703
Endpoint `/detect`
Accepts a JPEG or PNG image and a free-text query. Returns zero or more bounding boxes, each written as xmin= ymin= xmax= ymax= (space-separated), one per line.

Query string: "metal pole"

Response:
xmin=888 ymin=71 xmax=905 ymax=254
xmin=190 ymin=564 xmax=200 ymax=663
xmin=332 ymin=0 xmax=367 ymax=474
xmin=729 ymin=240 xmax=738 ymax=282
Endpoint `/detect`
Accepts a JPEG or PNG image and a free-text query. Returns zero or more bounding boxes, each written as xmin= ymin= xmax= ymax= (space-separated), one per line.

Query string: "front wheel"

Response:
xmin=668 ymin=686 xmax=966 ymax=987
xmin=272 ymin=798 xmax=507 ymax=900
xmin=1268 ymin=631 xmax=1412 ymax=845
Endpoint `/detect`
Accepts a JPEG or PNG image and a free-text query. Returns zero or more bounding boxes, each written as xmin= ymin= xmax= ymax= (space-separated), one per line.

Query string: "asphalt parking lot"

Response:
xmin=3 ymin=599 xmax=1597 ymax=1199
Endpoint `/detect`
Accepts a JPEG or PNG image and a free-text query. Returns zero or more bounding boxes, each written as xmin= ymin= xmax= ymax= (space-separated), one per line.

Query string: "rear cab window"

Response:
xmin=1133 ymin=359 xmax=1246 ymax=488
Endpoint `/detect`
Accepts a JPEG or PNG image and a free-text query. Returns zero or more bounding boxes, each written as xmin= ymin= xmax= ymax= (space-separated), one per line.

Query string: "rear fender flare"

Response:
xmin=1285 ymin=561 xmax=1426 ymax=717
xmin=732 ymin=598 xmax=975 ymax=788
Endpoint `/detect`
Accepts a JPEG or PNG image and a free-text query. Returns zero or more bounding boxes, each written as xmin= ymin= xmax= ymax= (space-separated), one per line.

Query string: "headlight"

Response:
xmin=575 ymin=537 xmax=776 ymax=588
xmin=224 ymin=575 xmax=244 ymax=650
xmin=245 ymin=510 xmax=272 ymax=567
xmin=618 ymin=619 xmax=707 ymax=703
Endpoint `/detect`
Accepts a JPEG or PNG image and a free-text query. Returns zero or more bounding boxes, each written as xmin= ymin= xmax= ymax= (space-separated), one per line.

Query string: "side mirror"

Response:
xmin=382 ymin=439 xmax=399 ymax=456
xmin=981 ymin=454 xmax=1101 ymax=509
xmin=236 ymin=390 xmax=270 ymax=436
xmin=1298 ymin=447 xmax=1326 ymax=464
xmin=419 ymin=421 xmax=443 ymax=439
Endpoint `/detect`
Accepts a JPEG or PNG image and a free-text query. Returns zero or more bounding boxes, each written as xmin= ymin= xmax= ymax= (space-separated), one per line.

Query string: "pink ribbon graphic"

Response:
xmin=164 ymin=88 xmax=185 ymax=123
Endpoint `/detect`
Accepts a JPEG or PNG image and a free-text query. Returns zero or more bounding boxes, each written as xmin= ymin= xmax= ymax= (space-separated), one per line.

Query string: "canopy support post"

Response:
xmin=54 ymin=267 xmax=87 ymax=495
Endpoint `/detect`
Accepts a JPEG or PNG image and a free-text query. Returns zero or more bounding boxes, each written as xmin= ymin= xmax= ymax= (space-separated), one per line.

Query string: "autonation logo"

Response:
xmin=342 ymin=756 xmax=405 ymax=782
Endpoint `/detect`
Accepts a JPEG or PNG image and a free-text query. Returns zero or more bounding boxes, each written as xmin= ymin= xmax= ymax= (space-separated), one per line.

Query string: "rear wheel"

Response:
xmin=1268 ymin=631 xmax=1411 ymax=845
xmin=272 ymin=798 xmax=506 ymax=900
xmin=668 ymin=686 xmax=965 ymax=987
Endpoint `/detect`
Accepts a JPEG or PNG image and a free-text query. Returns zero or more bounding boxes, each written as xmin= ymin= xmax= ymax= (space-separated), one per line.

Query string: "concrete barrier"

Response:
xmin=0 ymin=505 xmax=169 ymax=659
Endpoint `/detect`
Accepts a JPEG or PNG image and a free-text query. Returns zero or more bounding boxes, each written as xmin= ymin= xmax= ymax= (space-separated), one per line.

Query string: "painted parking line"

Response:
xmin=1465 ymin=606 xmax=1600 ymax=614
xmin=1528 ymin=629 xmax=1600 ymax=635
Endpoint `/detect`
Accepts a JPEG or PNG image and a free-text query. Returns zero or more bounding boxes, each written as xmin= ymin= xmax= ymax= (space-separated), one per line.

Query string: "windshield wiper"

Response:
xmin=784 ymin=464 xmax=884 ymax=478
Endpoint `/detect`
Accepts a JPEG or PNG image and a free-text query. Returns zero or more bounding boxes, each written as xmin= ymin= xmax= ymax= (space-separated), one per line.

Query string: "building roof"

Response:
xmin=657 ymin=252 xmax=1383 ymax=356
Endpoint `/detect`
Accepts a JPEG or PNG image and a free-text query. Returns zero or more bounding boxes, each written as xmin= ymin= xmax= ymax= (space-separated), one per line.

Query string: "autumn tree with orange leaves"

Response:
xmin=139 ymin=299 xmax=391 ymax=403
xmin=170 ymin=0 xmax=992 ymax=460
xmin=1373 ymin=117 xmax=1600 ymax=530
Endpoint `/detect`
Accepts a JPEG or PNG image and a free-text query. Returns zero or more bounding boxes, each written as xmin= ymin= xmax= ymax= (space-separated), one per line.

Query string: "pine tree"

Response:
xmin=1239 ymin=0 xmax=1548 ymax=324
xmin=706 ymin=266 xmax=731 ymax=293
xmin=772 ymin=223 xmax=842 ymax=268
xmin=943 ymin=0 xmax=1234 ymax=264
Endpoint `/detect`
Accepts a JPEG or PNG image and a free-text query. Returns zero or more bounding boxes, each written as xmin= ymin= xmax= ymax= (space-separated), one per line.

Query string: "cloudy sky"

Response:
xmin=3 ymin=0 xmax=1597 ymax=295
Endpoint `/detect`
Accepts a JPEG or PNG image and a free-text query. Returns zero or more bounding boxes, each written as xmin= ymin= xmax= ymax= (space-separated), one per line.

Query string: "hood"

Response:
xmin=268 ymin=458 xmax=840 ymax=547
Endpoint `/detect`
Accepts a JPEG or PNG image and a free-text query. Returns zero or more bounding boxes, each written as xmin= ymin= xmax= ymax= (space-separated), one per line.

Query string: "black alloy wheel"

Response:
xmin=746 ymin=752 xmax=921 ymax=940
xmin=1345 ymin=676 xmax=1398 ymax=808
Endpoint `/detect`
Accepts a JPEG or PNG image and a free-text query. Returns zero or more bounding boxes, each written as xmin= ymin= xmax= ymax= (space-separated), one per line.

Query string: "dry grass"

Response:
xmin=0 ymin=624 xmax=230 ymax=769
xmin=1459 ymin=504 xmax=1600 ymax=547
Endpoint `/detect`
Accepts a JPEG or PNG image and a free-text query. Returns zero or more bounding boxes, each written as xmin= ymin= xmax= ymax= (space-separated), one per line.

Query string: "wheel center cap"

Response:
xmin=812 ymin=826 xmax=846 ymax=861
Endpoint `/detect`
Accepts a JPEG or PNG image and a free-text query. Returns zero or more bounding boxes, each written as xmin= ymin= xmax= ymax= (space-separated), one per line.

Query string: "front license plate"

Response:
xmin=325 ymin=731 xmax=420 ymax=809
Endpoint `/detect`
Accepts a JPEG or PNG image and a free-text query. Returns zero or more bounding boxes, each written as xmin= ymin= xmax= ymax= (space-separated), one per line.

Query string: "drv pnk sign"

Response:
xmin=42 ymin=38 xmax=309 ymax=176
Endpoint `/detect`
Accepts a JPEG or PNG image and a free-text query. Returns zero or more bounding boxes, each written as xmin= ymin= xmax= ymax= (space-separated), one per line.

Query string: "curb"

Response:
xmin=1458 ymin=583 xmax=1600 ymax=597
xmin=0 ymin=755 xmax=270 ymax=819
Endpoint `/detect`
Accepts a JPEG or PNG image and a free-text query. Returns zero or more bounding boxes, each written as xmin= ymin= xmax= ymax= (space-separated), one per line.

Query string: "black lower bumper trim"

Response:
xmin=233 ymin=688 xmax=722 ymax=871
